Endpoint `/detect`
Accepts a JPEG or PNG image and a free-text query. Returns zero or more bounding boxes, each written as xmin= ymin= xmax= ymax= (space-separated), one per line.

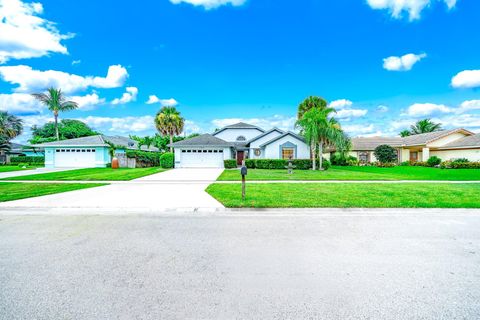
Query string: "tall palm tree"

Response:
xmin=32 ymin=88 xmax=78 ymax=141
xmin=0 ymin=111 xmax=23 ymax=140
xmin=154 ymin=106 xmax=185 ymax=152
xmin=297 ymin=96 xmax=328 ymax=119
xmin=410 ymin=119 xmax=442 ymax=135
xmin=295 ymin=111 xmax=320 ymax=170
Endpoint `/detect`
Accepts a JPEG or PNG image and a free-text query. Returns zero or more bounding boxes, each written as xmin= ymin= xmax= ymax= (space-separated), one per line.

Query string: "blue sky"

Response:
xmin=1 ymin=0 xmax=480 ymax=142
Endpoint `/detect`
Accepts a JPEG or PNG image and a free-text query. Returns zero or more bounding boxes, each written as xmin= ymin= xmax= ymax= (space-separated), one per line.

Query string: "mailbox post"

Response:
xmin=240 ymin=161 xmax=248 ymax=200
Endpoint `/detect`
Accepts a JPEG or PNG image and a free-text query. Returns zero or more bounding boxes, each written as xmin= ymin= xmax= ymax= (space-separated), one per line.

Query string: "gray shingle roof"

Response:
xmin=440 ymin=134 xmax=480 ymax=149
xmin=168 ymin=134 xmax=233 ymax=147
xmin=32 ymin=135 xmax=159 ymax=151
xmin=350 ymin=136 xmax=403 ymax=151
xmin=246 ymin=128 xmax=285 ymax=144
xmin=401 ymin=129 xmax=473 ymax=146
xmin=259 ymin=131 xmax=305 ymax=148
xmin=213 ymin=122 xmax=265 ymax=136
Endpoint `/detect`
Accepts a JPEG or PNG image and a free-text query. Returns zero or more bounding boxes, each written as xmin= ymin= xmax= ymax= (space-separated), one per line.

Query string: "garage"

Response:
xmin=54 ymin=148 xmax=96 ymax=168
xmin=179 ymin=149 xmax=225 ymax=168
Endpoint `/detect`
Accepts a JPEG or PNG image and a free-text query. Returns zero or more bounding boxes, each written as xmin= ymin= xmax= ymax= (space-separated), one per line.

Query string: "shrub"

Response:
xmin=400 ymin=161 xmax=410 ymax=166
xmin=160 ymin=152 xmax=174 ymax=168
xmin=224 ymin=159 xmax=237 ymax=169
xmin=321 ymin=158 xmax=331 ymax=170
xmin=427 ymin=156 xmax=442 ymax=167
xmin=453 ymin=158 xmax=469 ymax=163
xmin=245 ymin=159 xmax=256 ymax=168
xmin=411 ymin=161 xmax=428 ymax=167
xmin=374 ymin=161 xmax=396 ymax=168
xmin=441 ymin=160 xmax=480 ymax=169
xmin=10 ymin=156 xmax=44 ymax=165
xmin=374 ymin=145 xmax=398 ymax=164
xmin=255 ymin=159 xmax=286 ymax=169
xmin=126 ymin=150 xmax=162 ymax=167
xmin=240 ymin=159 xmax=330 ymax=170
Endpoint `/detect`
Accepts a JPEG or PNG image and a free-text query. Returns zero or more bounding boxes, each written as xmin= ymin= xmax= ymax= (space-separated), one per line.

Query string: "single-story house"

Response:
xmin=0 ymin=143 xmax=45 ymax=164
xmin=32 ymin=135 xmax=159 ymax=168
xmin=169 ymin=122 xmax=310 ymax=168
xmin=332 ymin=128 xmax=480 ymax=163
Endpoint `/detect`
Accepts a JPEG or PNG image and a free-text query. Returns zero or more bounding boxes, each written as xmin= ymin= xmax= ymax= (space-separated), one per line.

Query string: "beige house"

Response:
xmin=330 ymin=128 xmax=480 ymax=163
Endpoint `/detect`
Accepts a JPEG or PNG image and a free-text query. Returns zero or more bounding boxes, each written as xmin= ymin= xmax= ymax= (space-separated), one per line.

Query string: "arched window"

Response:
xmin=236 ymin=136 xmax=246 ymax=141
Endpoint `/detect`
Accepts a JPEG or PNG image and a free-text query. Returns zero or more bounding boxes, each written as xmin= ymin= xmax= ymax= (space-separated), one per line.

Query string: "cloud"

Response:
xmin=405 ymin=103 xmax=453 ymax=116
xmin=383 ymin=53 xmax=427 ymax=71
xmin=329 ymin=99 xmax=353 ymax=109
xmin=146 ymin=95 xmax=178 ymax=106
xmin=212 ymin=114 xmax=296 ymax=132
xmin=366 ymin=0 xmax=458 ymax=20
xmin=342 ymin=124 xmax=376 ymax=136
xmin=377 ymin=105 xmax=389 ymax=112
xmin=451 ymin=70 xmax=480 ymax=89
xmin=80 ymin=115 xmax=155 ymax=133
xmin=70 ymin=93 xmax=105 ymax=110
xmin=0 ymin=92 xmax=41 ymax=113
xmin=0 ymin=0 xmax=72 ymax=63
xmin=335 ymin=108 xmax=368 ymax=119
xmin=459 ymin=100 xmax=480 ymax=111
xmin=111 ymin=87 xmax=138 ymax=105
xmin=0 ymin=64 xmax=128 ymax=94
xmin=72 ymin=60 xmax=81 ymax=65
xmin=169 ymin=0 xmax=247 ymax=10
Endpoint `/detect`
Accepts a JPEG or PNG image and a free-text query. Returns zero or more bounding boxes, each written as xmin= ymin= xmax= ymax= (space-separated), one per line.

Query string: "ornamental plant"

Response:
xmin=373 ymin=145 xmax=397 ymax=164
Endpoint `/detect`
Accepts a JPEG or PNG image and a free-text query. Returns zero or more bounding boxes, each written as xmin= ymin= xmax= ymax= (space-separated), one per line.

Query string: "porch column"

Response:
xmin=422 ymin=147 xmax=430 ymax=162
xmin=401 ymin=148 xmax=410 ymax=162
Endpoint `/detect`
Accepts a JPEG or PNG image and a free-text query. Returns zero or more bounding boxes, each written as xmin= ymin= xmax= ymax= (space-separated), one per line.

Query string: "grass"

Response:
xmin=218 ymin=166 xmax=480 ymax=181
xmin=0 ymin=182 xmax=107 ymax=202
xmin=1 ymin=167 xmax=167 ymax=181
xmin=0 ymin=166 xmax=36 ymax=173
xmin=207 ymin=183 xmax=480 ymax=208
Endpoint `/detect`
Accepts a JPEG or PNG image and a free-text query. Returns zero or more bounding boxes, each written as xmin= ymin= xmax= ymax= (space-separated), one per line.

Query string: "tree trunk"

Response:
xmin=54 ymin=111 xmax=59 ymax=141
xmin=318 ymin=140 xmax=324 ymax=170
xmin=169 ymin=135 xmax=173 ymax=153
xmin=311 ymin=142 xmax=316 ymax=170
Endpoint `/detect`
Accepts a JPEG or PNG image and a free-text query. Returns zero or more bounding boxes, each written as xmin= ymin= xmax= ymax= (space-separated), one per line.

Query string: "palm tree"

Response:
xmin=295 ymin=111 xmax=320 ymax=170
xmin=32 ymin=88 xmax=78 ymax=141
xmin=154 ymin=106 xmax=185 ymax=152
xmin=297 ymin=96 xmax=328 ymax=119
xmin=0 ymin=111 xmax=23 ymax=139
xmin=410 ymin=119 xmax=442 ymax=135
xmin=399 ymin=130 xmax=411 ymax=137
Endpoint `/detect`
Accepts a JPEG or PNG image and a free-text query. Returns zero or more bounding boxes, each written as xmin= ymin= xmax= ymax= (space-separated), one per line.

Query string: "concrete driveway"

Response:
xmin=0 ymin=167 xmax=77 ymax=180
xmin=0 ymin=168 xmax=224 ymax=211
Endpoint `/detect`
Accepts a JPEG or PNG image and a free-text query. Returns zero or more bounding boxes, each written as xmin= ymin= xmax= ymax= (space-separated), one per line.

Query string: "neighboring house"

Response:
xmin=32 ymin=135 xmax=159 ymax=168
xmin=0 ymin=143 xmax=45 ymax=164
xmin=169 ymin=122 xmax=310 ymax=168
xmin=334 ymin=128 xmax=480 ymax=163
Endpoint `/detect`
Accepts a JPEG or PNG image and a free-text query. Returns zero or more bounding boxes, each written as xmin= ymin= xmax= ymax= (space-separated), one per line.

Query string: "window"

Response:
xmin=282 ymin=148 xmax=295 ymax=159
xmin=358 ymin=151 xmax=369 ymax=163
xmin=56 ymin=149 xmax=60 ymax=153
xmin=236 ymin=136 xmax=246 ymax=142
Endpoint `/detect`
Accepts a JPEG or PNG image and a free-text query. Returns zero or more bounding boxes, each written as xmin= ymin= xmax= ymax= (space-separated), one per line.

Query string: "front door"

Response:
xmin=236 ymin=151 xmax=244 ymax=165
xmin=410 ymin=151 xmax=418 ymax=162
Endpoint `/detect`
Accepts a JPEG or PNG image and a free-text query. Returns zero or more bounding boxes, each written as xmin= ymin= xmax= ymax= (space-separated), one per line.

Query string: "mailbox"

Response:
xmin=240 ymin=166 xmax=248 ymax=176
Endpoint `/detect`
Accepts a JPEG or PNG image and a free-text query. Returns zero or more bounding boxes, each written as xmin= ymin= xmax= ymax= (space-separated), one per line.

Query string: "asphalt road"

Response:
xmin=1 ymin=210 xmax=480 ymax=319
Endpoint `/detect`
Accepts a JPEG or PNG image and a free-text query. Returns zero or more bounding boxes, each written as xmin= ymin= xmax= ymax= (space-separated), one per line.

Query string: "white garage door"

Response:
xmin=180 ymin=149 xmax=224 ymax=168
xmin=54 ymin=148 xmax=97 ymax=168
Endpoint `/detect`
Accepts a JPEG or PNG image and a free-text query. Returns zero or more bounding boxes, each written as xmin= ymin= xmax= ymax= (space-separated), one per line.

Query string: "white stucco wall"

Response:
xmin=263 ymin=135 xmax=310 ymax=159
xmin=249 ymin=130 xmax=284 ymax=159
xmin=213 ymin=128 xmax=264 ymax=142
xmin=430 ymin=149 xmax=480 ymax=162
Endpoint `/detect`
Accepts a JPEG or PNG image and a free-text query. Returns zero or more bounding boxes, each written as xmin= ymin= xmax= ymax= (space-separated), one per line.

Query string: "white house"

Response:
xmin=169 ymin=122 xmax=310 ymax=168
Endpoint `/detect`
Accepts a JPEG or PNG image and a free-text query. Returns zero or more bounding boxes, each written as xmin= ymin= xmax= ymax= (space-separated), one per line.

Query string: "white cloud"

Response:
xmin=169 ymin=0 xmax=246 ymax=10
xmin=146 ymin=95 xmax=178 ymax=106
xmin=0 ymin=0 xmax=72 ymax=63
xmin=111 ymin=87 xmax=138 ymax=105
xmin=335 ymin=108 xmax=368 ymax=119
xmin=405 ymin=103 xmax=453 ymax=116
xmin=0 ymin=92 xmax=41 ymax=113
xmin=377 ymin=105 xmax=389 ymax=112
xmin=451 ymin=70 xmax=480 ymax=89
xmin=329 ymin=99 xmax=353 ymax=109
xmin=80 ymin=115 xmax=155 ymax=133
xmin=69 ymin=93 xmax=105 ymax=110
xmin=342 ymin=124 xmax=376 ymax=136
xmin=366 ymin=0 xmax=458 ymax=20
xmin=212 ymin=115 xmax=296 ymax=132
xmin=383 ymin=53 xmax=427 ymax=71
xmin=459 ymin=100 xmax=480 ymax=111
xmin=71 ymin=60 xmax=81 ymax=65
xmin=184 ymin=120 xmax=201 ymax=135
xmin=0 ymin=64 xmax=128 ymax=94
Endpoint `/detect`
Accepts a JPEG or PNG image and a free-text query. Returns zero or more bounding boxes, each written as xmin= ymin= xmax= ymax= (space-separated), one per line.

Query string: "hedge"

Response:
xmin=126 ymin=150 xmax=162 ymax=167
xmin=9 ymin=156 xmax=45 ymax=165
xmin=440 ymin=161 xmax=480 ymax=169
xmin=160 ymin=152 xmax=174 ymax=168
xmin=241 ymin=158 xmax=330 ymax=170
xmin=224 ymin=160 xmax=237 ymax=169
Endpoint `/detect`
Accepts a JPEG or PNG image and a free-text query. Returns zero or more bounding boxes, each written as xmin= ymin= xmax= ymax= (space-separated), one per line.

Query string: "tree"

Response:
xmin=374 ymin=145 xmax=397 ymax=163
xmin=29 ymin=119 xmax=98 ymax=144
xmin=32 ymin=88 xmax=79 ymax=141
xmin=399 ymin=130 xmax=411 ymax=137
xmin=0 ymin=111 xmax=23 ymax=141
xmin=154 ymin=106 xmax=185 ymax=152
xmin=297 ymin=96 xmax=328 ymax=119
xmin=410 ymin=119 xmax=442 ymax=135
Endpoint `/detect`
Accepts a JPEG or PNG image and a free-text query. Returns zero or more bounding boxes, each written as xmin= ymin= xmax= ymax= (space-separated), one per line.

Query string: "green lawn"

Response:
xmin=218 ymin=166 xmax=480 ymax=181
xmin=0 ymin=182 xmax=107 ymax=202
xmin=1 ymin=167 xmax=166 ymax=181
xmin=207 ymin=183 xmax=480 ymax=208
xmin=0 ymin=166 xmax=36 ymax=173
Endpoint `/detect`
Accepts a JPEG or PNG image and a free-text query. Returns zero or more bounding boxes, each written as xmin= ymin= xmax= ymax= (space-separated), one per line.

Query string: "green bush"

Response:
xmin=245 ymin=159 xmax=256 ymax=168
xmin=441 ymin=160 xmax=480 ymax=169
xmin=374 ymin=161 xmax=396 ymax=168
xmin=427 ymin=156 xmax=442 ymax=167
xmin=321 ymin=158 xmax=331 ymax=170
xmin=240 ymin=159 xmax=330 ymax=170
xmin=126 ymin=150 xmax=162 ymax=167
xmin=400 ymin=161 xmax=410 ymax=166
xmin=10 ymin=156 xmax=44 ymax=165
xmin=453 ymin=158 xmax=469 ymax=163
xmin=374 ymin=145 xmax=398 ymax=164
xmin=160 ymin=152 xmax=174 ymax=168
xmin=331 ymin=153 xmax=358 ymax=166
xmin=411 ymin=161 xmax=428 ymax=167
xmin=224 ymin=159 xmax=237 ymax=169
